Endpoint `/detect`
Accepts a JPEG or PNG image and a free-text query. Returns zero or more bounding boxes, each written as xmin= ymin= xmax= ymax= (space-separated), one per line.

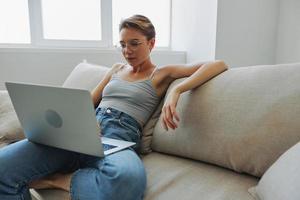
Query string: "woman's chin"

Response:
xmin=127 ymin=60 xmax=138 ymax=66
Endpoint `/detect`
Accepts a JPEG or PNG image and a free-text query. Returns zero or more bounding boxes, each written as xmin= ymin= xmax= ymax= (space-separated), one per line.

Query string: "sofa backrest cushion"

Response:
xmin=151 ymin=63 xmax=300 ymax=177
xmin=63 ymin=62 xmax=109 ymax=91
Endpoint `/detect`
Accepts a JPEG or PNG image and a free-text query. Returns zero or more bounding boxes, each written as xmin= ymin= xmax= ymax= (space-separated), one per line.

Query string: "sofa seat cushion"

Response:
xmin=143 ymin=152 xmax=258 ymax=200
xmin=31 ymin=152 xmax=258 ymax=200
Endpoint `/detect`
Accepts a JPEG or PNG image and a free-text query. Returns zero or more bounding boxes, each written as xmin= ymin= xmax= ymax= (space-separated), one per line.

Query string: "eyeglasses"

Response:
xmin=116 ymin=40 xmax=144 ymax=51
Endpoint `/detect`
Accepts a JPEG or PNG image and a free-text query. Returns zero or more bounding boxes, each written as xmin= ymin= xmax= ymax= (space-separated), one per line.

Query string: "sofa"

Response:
xmin=1 ymin=61 xmax=300 ymax=200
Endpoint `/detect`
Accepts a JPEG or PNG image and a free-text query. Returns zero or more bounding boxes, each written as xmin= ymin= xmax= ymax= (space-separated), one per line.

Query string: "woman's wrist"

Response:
xmin=172 ymin=85 xmax=184 ymax=95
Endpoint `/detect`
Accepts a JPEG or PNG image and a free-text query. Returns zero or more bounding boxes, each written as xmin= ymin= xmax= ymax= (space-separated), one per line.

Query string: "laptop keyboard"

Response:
xmin=102 ymin=143 xmax=117 ymax=151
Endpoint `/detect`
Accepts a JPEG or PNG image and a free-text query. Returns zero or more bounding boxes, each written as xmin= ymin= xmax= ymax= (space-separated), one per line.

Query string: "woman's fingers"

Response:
xmin=170 ymin=105 xmax=180 ymax=126
xmin=170 ymin=105 xmax=180 ymax=122
xmin=163 ymin=105 xmax=178 ymax=130
xmin=162 ymin=116 xmax=168 ymax=131
xmin=161 ymin=89 xmax=181 ymax=131
xmin=162 ymin=103 xmax=180 ymax=131
xmin=162 ymin=106 xmax=168 ymax=131
xmin=173 ymin=110 xmax=180 ymax=122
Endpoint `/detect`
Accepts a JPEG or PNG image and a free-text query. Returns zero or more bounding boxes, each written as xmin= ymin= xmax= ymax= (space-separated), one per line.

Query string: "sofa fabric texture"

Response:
xmin=151 ymin=63 xmax=300 ymax=177
xmin=0 ymin=91 xmax=25 ymax=148
xmin=142 ymin=153 xmax=257 ymax=200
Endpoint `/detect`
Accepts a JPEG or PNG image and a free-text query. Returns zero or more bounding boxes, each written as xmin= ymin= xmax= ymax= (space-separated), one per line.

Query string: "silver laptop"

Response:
xmin=5 ymin=82 xmax=135 ymax=157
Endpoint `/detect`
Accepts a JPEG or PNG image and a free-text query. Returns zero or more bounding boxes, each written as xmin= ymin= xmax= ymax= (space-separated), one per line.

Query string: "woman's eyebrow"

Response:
xmin=119 ymin=39 xmax=140 ymax=43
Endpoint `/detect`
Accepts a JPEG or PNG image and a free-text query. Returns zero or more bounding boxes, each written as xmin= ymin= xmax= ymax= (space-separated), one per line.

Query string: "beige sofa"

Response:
xmin=1 ymin=61 xmax=300 ymax=200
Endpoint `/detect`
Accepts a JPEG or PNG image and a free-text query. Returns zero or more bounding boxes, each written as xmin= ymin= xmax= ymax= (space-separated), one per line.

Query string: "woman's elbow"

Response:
xmin=214 ymin=60 xmax=229 ymax=71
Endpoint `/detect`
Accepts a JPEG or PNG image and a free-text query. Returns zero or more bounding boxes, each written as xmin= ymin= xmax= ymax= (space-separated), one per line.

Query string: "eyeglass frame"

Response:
xmin=115 ymin=39 xmax=146 ymax=51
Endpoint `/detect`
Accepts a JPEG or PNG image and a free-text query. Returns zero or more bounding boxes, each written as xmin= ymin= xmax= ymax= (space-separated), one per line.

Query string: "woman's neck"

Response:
xmin=131 ymin=60 xmax=155 ymax=74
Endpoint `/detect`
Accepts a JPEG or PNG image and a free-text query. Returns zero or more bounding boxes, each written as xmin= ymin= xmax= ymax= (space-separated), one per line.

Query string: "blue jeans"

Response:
xmin=0 ymin=107 xmax=146 ymax=200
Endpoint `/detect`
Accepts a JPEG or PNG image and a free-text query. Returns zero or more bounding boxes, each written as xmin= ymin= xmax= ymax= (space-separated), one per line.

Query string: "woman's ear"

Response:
xmin=148 ymin=38 xmax=155 ymax=51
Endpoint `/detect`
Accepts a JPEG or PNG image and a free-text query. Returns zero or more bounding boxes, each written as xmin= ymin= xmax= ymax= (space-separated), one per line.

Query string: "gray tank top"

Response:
xmin=98 ymin=67 xmax=160 ymax=126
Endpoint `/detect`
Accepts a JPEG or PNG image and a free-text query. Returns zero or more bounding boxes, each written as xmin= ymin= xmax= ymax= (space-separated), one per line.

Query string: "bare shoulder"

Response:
xmin=100 ymin=63 xmax=125 ymax=81
xmin=111 ymin=63 xmax=126 ymax=73
xmin=106 ymin=63 xmax=125 ymax=76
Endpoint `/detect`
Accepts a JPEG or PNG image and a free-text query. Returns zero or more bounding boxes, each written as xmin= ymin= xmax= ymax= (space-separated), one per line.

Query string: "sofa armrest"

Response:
xmin=0 ymin=90 xmax=25 ymax=148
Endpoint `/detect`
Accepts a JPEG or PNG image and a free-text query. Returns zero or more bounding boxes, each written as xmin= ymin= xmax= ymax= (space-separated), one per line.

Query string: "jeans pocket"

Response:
xmin=118 ymin=119 xmax=141 ymax=138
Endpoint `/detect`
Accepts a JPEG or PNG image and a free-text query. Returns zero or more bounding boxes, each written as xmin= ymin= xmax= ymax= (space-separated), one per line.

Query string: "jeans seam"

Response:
xmin=70 ymin=169 xmax=81 ymax=200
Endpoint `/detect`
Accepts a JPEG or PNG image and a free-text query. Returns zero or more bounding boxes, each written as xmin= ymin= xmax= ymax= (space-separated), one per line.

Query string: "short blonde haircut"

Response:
xmin=119 ymin=15 xmax=156 ymax=40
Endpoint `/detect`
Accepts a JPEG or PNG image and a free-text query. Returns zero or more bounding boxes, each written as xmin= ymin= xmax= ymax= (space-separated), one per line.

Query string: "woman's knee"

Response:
xmin=0 ymin=140 xmax=35 ymax=180
xmin=0 ymin=146 xmax=22 ymax=192
xmin=70 ymin=151 xmax=146 ymax=200
xmin=104 ymin=150 xmax=147 ymax=195
xmin=0 ymin=145 xmax=19 ymax=182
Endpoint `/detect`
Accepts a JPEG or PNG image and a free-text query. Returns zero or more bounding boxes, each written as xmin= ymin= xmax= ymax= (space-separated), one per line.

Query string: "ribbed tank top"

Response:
xmin=98 ymin=68 xmax=160 ymax=126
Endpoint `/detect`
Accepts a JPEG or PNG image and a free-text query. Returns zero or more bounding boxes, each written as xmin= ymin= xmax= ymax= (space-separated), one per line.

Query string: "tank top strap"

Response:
xmin=149 ymin=66 xmax=158 ymax=80
xmin=112 ymin=64 xmax=126 ymax=77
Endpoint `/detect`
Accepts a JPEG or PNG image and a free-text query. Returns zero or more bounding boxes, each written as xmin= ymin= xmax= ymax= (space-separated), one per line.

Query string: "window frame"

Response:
xmin=28 ymin=0 xmax=112 ymax=48
xmin=0 ymin=0 xmax=171 ymax=50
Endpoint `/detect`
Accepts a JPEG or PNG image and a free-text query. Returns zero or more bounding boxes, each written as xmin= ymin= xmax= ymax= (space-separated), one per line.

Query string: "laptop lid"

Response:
xmin=5 ymin=82 xmax=134 ymax=157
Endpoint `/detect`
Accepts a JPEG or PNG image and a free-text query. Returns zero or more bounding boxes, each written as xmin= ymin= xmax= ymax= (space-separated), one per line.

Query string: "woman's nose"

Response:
xmin=123 ymin=46 xmax=133 ymax=54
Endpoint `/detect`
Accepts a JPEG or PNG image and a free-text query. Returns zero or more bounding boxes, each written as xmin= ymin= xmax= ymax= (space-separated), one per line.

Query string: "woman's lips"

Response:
xmin=127 ymin=57 xmax=136 ymax=62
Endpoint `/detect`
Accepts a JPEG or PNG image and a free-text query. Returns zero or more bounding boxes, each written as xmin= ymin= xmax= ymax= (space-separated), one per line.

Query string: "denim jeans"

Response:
xmin=0 ymin=107 xmax=146 ymax=200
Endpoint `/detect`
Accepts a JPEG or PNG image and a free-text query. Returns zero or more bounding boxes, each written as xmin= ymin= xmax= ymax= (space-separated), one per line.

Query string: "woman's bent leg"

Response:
xmin=70 ymin=149 xmax=146 ymax=200
xmin=0 ymin=139 xmax=79 ymax=200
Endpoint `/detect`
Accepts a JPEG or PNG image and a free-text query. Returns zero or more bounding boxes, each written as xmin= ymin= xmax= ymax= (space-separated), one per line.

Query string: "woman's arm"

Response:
xmin=161 ymin=60 xmax=228 ymax=131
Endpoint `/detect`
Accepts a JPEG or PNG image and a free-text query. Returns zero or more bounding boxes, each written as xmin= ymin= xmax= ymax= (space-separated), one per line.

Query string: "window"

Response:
xmin=0 ymin=0 xmax=31 ymax=44
xmin=28 ymin=0 xmax=111 ymax=47
xmin=0 ymin=0 xmax=171 ymax=48
xmin=41 ymin=0 xmax=102 ymax=41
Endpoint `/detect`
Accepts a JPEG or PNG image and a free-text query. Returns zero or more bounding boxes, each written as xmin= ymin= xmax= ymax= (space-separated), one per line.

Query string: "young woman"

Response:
xmin=0 ymin=15 xmax=227 ymax=200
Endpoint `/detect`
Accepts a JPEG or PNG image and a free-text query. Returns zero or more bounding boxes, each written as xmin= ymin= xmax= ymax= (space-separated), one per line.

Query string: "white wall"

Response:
xmin=276 ymin=0 xmax=300 ymax=64
xmin=215 ymin=0 xmax=280 ymax=67
xmin=171 ymin=0 xmax=218 ymax=63
xmin=0 ymin=48 xmax=185 ymax=90
xmin=171 ymin=0 xmax=284 ymax=67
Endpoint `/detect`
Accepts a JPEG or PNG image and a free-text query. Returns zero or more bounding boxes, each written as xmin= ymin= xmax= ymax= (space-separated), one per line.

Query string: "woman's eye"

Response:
xmin=130 ymin=42 xmax=139 ymax=46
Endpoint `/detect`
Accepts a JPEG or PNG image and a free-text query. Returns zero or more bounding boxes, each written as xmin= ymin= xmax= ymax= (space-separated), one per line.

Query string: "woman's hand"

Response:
xmin=161 ymin=88 xmax=181 ymax=131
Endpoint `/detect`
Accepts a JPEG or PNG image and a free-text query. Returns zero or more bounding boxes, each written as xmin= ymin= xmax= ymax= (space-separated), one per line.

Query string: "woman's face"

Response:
xmin=119 ymin=28 xmax=155 ymax=67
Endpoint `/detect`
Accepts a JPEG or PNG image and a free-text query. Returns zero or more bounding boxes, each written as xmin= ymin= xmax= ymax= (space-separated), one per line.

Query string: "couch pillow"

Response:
xmin=151 ymin=62 xmax=300 ymax=177
xmin=63 ymin=62 xmax=110 ymax=91
xmin=63 ymin=62 xmax=162 ymax=153
xmin=139 ymin=100 xmax=163 ymax=154
xmin=248 ymin=141 xmax=300 ymax=200
xmin=0 ymin=91 xmax=25 ymax=147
